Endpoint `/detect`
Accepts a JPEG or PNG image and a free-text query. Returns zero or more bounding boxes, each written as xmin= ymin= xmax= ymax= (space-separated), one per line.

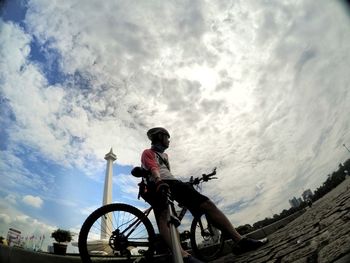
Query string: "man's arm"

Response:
xmin=142 ymin=150 xmax=169 ymax=193
xmin=141 ymin=150 xmax=162 ymax=183
xmin=151 ymin=170 xmax=162 ymax=183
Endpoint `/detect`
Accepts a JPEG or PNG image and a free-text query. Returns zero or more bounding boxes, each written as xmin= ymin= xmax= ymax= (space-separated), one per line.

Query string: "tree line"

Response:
xmin=236 ymin=158 xmax=350 ymax=235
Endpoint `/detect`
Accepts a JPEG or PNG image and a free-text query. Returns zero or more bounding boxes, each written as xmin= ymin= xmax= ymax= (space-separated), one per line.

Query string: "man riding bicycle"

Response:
xmin=141 ymin=127 xmax=267 ymax=262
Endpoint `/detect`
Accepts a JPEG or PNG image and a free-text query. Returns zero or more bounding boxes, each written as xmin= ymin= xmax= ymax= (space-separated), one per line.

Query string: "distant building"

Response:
xmin=297 ymin=197 xmax=303 ymax=205
xmin=47 ymin=245 xmax=54 ymax=253
xmin=289 ymin=197 xmax=302 ymax=208
xmin=7 ymin=228 xmax=21 ymax=247
xmin=302 ymin=189 xmax=313 ymax=201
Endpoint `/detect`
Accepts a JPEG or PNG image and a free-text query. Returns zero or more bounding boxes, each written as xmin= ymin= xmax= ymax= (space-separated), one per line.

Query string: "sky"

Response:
xmin=1 ymin=0 xmax=350 ymax=253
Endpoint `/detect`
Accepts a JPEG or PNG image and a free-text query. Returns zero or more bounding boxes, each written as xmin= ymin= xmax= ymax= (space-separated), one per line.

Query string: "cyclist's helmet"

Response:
xmin=147 ymin=127 xmax=170 ymax=141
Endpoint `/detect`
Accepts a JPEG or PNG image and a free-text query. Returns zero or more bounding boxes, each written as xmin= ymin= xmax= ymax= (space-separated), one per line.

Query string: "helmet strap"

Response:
xmin=151 ymin=143 xmax=168 ymax=153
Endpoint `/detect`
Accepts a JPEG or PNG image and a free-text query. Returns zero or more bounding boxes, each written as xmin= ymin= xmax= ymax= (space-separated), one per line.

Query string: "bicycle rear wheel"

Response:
xmin=190 ymin=214 xmax=225 ymax=261
xmin=78 ymin=203 xmax=156 ymax=263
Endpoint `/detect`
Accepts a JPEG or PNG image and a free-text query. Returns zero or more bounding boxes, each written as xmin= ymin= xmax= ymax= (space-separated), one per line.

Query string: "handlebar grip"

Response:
xmin=190 ymin=168 xmax=218 ymax=184
xmin=193 ymin=178 xmax=200 ymax=185
xmin=206 ymin=171 xmax=216 ymax=178
xmin=208 ymin=167 xmax=217 ymax=177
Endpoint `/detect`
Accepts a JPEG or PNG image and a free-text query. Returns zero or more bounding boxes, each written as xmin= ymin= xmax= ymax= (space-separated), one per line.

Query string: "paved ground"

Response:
xmin=209 ymin=177 xmax=350 ymax=263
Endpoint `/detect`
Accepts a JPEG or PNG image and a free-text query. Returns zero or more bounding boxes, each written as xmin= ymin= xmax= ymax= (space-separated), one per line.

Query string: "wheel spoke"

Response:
xmin=190 ymin=214 xmax=224 ymax=261
xmin=79 ymin=204 xmax=155 ymax=263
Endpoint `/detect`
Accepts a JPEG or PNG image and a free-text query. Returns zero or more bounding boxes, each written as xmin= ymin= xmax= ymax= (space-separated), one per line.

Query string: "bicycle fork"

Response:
xmin=167 ymin=198 xmax=184 ymax=263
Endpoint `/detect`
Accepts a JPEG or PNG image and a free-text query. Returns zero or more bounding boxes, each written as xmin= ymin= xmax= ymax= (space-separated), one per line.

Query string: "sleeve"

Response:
xmin=141 ymin=149 xmax=159 ymax=173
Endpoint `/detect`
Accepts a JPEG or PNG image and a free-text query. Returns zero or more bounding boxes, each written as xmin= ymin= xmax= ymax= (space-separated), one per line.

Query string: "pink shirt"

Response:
xmin=141 ymin=149 xmax=176 ymax=180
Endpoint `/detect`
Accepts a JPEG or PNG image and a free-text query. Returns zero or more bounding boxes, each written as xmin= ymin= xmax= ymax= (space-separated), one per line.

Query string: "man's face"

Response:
xmin=160 ymin=133 xmax=170 ymax=148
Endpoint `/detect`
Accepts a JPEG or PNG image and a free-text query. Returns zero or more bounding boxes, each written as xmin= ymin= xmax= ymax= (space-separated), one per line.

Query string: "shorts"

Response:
xmin=143 ymin=179 xmax=209 ymax=217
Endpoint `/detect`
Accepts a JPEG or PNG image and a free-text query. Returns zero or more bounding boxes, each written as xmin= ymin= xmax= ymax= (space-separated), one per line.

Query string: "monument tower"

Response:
xmin=101 ymin=148 xmax=117 ymax=239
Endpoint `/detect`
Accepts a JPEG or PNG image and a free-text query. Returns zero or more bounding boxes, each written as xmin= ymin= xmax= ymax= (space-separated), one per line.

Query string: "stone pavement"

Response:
xmin=209 ymin=177 xmax=350 ymax=263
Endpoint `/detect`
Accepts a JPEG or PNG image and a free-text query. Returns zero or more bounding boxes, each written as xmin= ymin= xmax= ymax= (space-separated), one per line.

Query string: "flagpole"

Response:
xmin=40 ymin=235 xmax=45 ymax=251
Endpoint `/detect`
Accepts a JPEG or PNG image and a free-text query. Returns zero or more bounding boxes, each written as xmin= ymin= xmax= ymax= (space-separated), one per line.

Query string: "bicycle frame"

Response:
xmin=141 ymin=203 xmax=188 ymax=222
xmin=137 ymin=182 xmax=214 ymax=248
xmin=119 ymin=207 xmax=153 ymax=246
xmin=78 ymin=168 xmax=221 ymax=263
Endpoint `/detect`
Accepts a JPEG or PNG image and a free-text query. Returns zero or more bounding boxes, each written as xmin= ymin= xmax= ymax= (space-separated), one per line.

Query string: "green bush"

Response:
xmin=51 ymin=229 xmax=72 ymax=243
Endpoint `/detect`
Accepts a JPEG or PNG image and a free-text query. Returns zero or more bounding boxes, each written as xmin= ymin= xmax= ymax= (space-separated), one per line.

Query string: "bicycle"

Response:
xmin=78 ymin=167 xmax=225 ymax=263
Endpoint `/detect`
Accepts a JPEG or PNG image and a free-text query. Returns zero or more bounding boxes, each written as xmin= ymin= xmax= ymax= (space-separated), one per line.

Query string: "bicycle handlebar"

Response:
xmin=190 ymin=167 xmax=217 ymax=185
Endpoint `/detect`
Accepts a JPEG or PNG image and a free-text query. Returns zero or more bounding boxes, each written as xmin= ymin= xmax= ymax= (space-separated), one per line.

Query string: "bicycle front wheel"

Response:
xmin=78 ymin=203 xmax=156 ymax=263
xmin=190 ymin=214 xmax=225 ymax=261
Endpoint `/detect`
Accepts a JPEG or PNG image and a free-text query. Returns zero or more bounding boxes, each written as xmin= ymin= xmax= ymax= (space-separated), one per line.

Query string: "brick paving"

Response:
xmin=209 ymin=177 xmax=350 ymax=263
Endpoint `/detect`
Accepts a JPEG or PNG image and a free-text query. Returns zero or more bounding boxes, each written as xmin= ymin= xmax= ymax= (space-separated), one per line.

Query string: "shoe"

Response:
xmin=183 ymin=255 xmax=204 ymax=263
xmin=232 ymin=237 xmax=268 ymax=255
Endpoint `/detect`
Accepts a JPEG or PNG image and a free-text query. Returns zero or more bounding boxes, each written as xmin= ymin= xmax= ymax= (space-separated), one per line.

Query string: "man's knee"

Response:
xmin=199 ymin=199 xmax=217 ymax=211
xmin=154 ymin=208 xmax=168 ymax=225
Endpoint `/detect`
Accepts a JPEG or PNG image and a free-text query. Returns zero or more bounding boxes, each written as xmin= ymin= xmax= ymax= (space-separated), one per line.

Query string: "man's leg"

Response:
xmin=199 ymin=199 xmax=268 ymax=254
xmin=199 ymin=200 xmax=242 ymax=242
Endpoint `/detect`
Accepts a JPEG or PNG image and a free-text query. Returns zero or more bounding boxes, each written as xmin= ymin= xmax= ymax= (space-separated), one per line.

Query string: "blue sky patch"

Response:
xmin=1 ymin=0 xmax=27 ymax=28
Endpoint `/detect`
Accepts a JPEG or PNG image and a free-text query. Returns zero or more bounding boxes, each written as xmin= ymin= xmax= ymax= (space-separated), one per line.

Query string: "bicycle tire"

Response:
xmin=78 ymin=203 xmax=156 ymax=263
xmin=190 ymin=214 xmax=225 ymax=261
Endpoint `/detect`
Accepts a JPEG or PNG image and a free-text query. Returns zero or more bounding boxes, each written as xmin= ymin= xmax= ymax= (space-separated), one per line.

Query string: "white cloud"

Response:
xmin=80 ymin=205 xmax=99 ymax=216
xmin=0 ymin=150 xmax=54 ymax=194
xmin=113 ymin=173 xmax=140 ymax=196
xmin=22 ymin=195 xmax=43 ymax=208
xmin=0 ymin=213 xmax=11 ymax=225
xmin=4 ymin=194 xmax=17 ymax=205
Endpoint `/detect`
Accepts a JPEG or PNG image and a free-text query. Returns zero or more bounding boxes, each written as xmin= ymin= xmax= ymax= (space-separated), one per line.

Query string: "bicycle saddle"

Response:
xmin=131 ymin=166 xmax=150 ymax=178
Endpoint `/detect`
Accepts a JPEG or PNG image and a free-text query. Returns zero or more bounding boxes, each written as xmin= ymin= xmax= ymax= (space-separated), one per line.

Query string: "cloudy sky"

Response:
xmin=1 ymin=0 xmax=350 ymax=252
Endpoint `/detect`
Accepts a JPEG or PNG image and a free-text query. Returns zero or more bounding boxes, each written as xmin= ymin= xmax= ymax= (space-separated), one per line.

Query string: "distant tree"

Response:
xmin=242 ymin=158 xmax=350 ymax=232
xmin=236 ymin=224 xmax=253 ymax=235
xmin=0 ymin=236 xmax=7 ymax=245
xmin=343 ymin=158 xmax=350 ymax=170
xmin=312 ymin=160 xmax=347 ymax=201
xmin=51 ymin=229 xmax=72 ymax=243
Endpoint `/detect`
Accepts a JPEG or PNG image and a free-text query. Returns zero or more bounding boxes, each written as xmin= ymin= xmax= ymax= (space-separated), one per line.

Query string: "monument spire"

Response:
xmin=101 ymin=147 xmax=117 ymax=239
